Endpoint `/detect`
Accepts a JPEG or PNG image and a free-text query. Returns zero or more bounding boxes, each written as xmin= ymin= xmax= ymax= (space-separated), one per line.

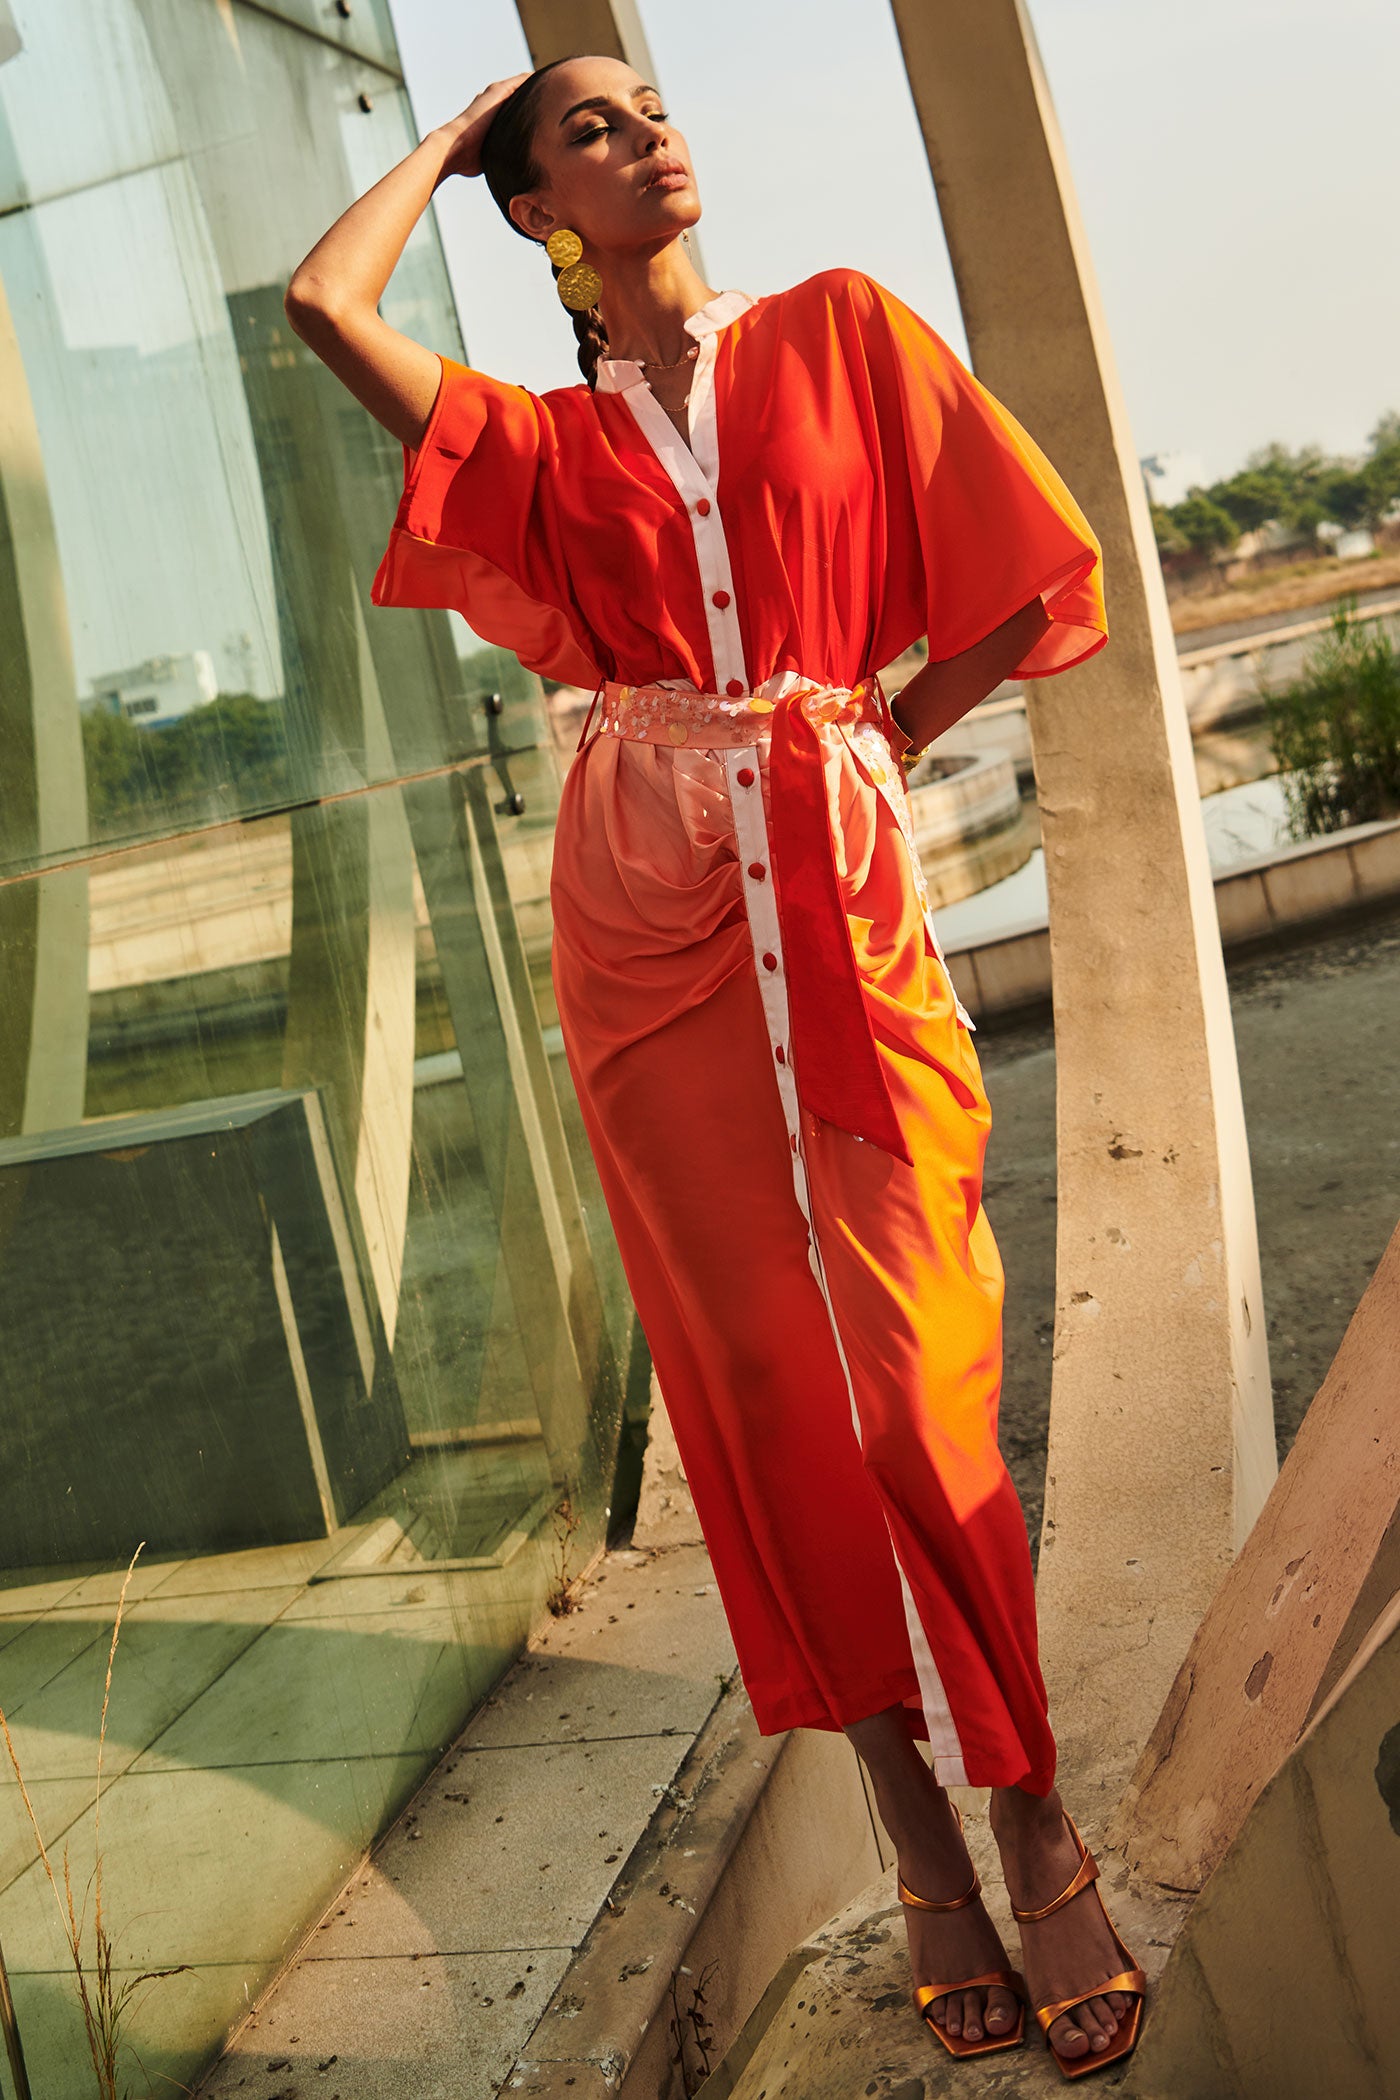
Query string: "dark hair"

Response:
xmin=480 ymin=61 xmax=610 ymax=390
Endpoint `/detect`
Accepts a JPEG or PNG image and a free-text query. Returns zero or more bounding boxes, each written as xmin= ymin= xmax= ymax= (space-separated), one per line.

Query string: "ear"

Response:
xmin=508 ymin=192 xmax=556 ymax=243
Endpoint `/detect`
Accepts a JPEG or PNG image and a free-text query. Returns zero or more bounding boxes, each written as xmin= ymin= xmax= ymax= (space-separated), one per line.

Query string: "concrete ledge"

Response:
xmin=944 ymin=918 xmax=1051 ymax=1021
xmin=697 ymin=1802 xmax=1186 ymax=2098
xmin=944 ymin=818 xmax=1400 ymax=1020
xmin=506 ymin=1692 xmax=883 ymax=2096
xmin=190 ymin=1538 xmax=884 ymax=2100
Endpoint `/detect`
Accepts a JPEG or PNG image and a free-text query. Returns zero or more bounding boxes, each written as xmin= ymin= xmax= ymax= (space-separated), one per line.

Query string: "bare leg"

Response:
xmin=845 ymin=1709 xmax=1019 ymax=2044
xmin=990 ymin=1785 xmax=1134 ymax=2064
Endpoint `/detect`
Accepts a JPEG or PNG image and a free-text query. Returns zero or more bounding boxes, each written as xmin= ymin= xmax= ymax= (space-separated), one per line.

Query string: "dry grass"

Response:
xmin=1169 ymin=551 xmax=1400 ymax=636
xmin=0 ymin=1545 xmax=192 ymax=2100
xmin=546 ymin=1491 xmax=584 ymax=1617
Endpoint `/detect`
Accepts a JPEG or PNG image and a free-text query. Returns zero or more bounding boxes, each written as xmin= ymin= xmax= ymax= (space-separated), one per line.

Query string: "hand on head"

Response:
xmin=439 ymin=75 xmax=531 ymax=180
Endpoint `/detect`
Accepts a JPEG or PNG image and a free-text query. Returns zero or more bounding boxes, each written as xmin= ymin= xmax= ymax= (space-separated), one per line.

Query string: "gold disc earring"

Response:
xmin=546 ymin=227 xmax=602 ymax=312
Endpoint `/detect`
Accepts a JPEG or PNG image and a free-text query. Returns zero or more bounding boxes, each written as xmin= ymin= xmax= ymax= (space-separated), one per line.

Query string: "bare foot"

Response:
xmin=990 ymin=1787 xmax=1138 ymax=2066
xmin=895 ymin=1792 xmax=1021 ymax=2047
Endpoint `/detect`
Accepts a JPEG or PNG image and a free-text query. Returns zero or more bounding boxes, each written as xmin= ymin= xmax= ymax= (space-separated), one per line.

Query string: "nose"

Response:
xmin=637 ymin=114 xmax=668 ymax=154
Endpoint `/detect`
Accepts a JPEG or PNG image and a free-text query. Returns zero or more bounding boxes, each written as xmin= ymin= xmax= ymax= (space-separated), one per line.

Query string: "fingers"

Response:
xmin=475 ymin=72 xmax=530 ymax=109
xmin=444 ymin=73 xmax=533 ymax=179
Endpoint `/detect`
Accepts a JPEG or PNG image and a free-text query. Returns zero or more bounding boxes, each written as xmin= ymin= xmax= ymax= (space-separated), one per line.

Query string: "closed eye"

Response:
xmin=571 ymin=109 xmax=668 ymax=144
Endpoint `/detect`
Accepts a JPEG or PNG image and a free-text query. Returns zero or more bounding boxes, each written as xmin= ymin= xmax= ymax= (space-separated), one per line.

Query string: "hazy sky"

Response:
xmin=390 ymin=0 xmax=1399 ymax=484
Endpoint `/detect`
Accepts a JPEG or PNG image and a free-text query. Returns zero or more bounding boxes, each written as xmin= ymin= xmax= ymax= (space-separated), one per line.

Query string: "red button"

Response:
xmin=775 ymin=1045 xmax=786 ymax=1065
xmin=726 ymin=679 xmax=745 ymax=697
xmin=736 ymin=767 xmax=755 ymax=787
xmin=711 ymin=589 xmax=731 ymax=608
xmin=695 ymin=498 xmax=711 ymax=516
xmin=790 ymin=1135 xmax=799 ymax=1154
xmin=747 ymin=861 xmax=766 ymax=881
xmin=761 ymin=952 xmax=778 ymax=972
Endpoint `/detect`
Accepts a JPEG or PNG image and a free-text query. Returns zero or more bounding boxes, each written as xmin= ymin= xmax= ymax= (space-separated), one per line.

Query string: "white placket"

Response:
xmin=602 ymin=301 xmax=968 ymax=1785
xmin=609 ymin=318 xmax=814 ymax=1245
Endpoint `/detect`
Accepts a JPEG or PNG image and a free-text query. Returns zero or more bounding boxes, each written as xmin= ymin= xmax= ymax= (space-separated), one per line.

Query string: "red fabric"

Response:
xmin=371 ymin=268 xmax=1104 ymax=692
xmin=769 ymin=697 xmax=911 ymax=1162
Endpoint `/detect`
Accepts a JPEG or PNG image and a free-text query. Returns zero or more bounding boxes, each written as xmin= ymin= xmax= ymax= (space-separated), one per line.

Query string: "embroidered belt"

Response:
xmin=593 ymin=678 xmax=882 ymax=746
xmin=578 ymin=675 xmax=912 ymax=1166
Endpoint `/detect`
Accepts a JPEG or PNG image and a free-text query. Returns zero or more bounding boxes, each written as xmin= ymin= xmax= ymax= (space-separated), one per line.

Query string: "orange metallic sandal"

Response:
xmin=899 ymin=1810 xmax=1026 ymax=2060
xmin=1008 ymin=1814 xmax=1146 ymax=2081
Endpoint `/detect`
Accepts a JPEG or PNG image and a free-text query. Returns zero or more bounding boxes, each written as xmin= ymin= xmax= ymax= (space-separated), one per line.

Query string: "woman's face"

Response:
xmin=508 ymin=56 xmax=701 ymax=257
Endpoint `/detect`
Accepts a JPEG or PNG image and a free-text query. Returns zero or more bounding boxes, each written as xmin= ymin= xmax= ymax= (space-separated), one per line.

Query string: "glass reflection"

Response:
xmin=0 ymin=1 xmax=630 ymax=2090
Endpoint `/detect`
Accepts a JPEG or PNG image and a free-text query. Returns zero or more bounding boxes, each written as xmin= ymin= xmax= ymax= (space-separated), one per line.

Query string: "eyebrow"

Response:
xmin=559 ymin=84 xmax=659 ymax=126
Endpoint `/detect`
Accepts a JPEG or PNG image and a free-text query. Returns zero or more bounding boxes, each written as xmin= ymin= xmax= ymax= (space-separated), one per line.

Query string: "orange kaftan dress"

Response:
xmin=372 ymin=269 xmax=1105 ymax=1793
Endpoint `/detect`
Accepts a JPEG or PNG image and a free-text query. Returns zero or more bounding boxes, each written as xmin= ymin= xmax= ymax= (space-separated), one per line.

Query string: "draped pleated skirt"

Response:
xmin=548 ymin=678 xmax=1055 ymax=1794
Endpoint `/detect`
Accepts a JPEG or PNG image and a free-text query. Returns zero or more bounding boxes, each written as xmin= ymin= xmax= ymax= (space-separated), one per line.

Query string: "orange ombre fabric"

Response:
xmin=371 ymin=269 xmax=1105 ymax=1793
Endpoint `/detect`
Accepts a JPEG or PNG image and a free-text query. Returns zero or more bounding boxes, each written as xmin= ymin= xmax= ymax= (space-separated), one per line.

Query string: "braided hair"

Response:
xmin=480 ymin=63 xmax=611 ymax=390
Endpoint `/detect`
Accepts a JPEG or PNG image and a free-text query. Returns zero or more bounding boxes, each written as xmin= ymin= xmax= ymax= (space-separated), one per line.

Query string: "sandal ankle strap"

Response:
xmin=898 ymin=1865 xmax=981 ymax=1912
xmin=1008 ymin=1813 xmax=1100 ymax=1924
xmin=897 ymin=1800 xmax=980 ymax=1913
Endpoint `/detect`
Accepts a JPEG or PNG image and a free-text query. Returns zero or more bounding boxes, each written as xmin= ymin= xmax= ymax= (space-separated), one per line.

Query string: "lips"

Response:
xmin=645 ymin=159 xmax=689 ymax=189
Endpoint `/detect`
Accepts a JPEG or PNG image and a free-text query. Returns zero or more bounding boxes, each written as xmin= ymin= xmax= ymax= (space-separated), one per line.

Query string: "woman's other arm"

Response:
xmin=891 ymin=596 xmax=1052 ymax=753
xmin=283 ymin=76 xmax=526 ymax=450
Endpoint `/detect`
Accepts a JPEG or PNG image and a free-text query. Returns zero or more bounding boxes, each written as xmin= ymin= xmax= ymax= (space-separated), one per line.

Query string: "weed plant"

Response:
xmin=1265 ymin=599 xmax=1400 ymax=837
xmin=0 ymin=1545 xmax=190 ymax=2099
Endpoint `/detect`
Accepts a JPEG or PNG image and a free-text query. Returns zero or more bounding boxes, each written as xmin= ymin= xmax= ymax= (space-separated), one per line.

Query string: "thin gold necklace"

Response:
xmin=638 ymin=342 xmax=699 ymax=372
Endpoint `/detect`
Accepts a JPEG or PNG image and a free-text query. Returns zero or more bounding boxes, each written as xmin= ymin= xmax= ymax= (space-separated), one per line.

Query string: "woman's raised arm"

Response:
xmin=283 ymin=75 xmax=527 ymax=450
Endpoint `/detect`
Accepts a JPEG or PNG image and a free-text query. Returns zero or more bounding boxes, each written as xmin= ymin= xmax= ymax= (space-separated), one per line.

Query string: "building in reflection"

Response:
xmin=87 ymin=649 xmax=220 ymax=725
xmin=0 ymin=4 xmax=638 ymax=2091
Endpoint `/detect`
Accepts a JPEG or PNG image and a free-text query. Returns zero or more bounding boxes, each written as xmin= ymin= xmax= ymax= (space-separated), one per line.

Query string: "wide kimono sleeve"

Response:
xmin=369 ymin=352 xmax=599 ymax=688
xmin=845 ymin=273 xmax=1106 ymax=678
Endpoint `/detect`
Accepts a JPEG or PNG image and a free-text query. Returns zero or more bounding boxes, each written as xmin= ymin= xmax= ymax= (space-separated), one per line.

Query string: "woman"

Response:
xmin=285 ymin=54 xmax=1143 ymax=2080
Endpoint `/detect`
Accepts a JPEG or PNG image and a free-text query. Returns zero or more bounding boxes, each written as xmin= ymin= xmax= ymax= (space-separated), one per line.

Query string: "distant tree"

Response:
xmin=1208 ymin=469 xmax=1285 ymax=535
xmin=81 ymin=706 xmax=154 ymax=826
xmin=1361 ymin=413 xmax=1400 ymax=529
xmin=1170 ymin=491 xmax=1239 ymax=557
xmin=1310 ymin=464 xmax=1371 ymax=532
xmin=82 ymin=692 xmax=290 ymax=837
xmin=1150 ymin=502 xmax=1189 ymax=558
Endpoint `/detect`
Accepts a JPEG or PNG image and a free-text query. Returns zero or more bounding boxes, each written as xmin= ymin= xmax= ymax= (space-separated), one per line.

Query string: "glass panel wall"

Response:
xmin=0 ymin=4 xmax=633 ymax=2092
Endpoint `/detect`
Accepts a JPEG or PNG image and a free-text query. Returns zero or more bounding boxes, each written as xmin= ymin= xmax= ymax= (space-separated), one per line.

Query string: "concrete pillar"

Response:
xmin=1121 ymin=1218 xmax=1400 ymax=1891
xmin=888 ymin=0 xmax=1275 ymax=1793
xmin=514 ymin=0 xmax=659 ymax=75
xmin=0 ymin=270 xmax=89 ymax=1139
xmin=1136 ymin=1588 xmax=1400 ymax=2098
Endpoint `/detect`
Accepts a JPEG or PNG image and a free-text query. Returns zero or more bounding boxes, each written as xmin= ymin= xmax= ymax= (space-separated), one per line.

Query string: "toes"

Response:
xmin=959 ymin=1988 xmax=983 ymax=2042
xmin=930 ymin=1993 xmax=949 ymax=2031
xmin=986 ymin=1988 xmax=1017 ymax=2032
xmin=1050 ymin=2013 xmax=1091 ymax=2058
